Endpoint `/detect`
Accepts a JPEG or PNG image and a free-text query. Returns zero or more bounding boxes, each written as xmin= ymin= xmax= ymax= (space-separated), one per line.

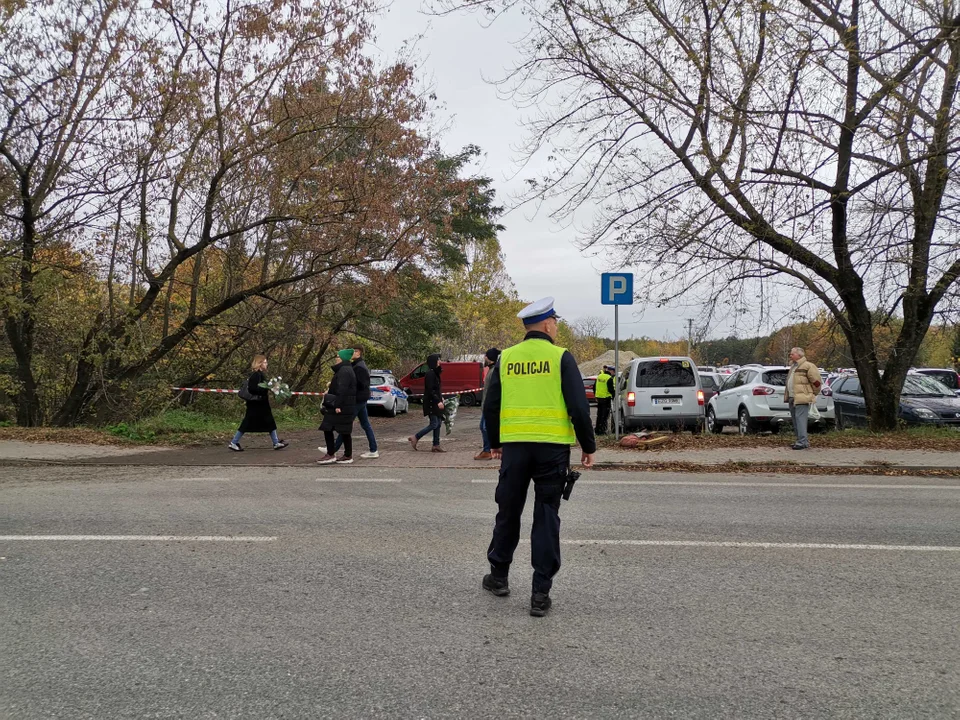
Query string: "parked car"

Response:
xmin=830 ymin=373 xmax=960 ymax=428
xmin=617 ymin=356 xmax=704 ymax=433
xmin=583 ymin=376 xmax=597 ymax=404
xmin=912 ymin=368 xmax=960 ymax=397
xmin=699 ymin=371 xmax=722 ymax=405
xmin=824 ymin=372 xmax=847 ymax=387
xmin=706 ymin=365 xmax=834 ymax=435
xmin=698 ymin=365 xmax=717 ymax=374
xmin=367 ymin=371 xmax=409 ymax=417
xmin=399 ymin=361 xmax=485 ymax=406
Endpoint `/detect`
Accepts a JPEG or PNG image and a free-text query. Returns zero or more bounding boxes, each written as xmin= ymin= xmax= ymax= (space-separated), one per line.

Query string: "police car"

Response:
xmin=367 ymin=370 xmax=409 ymax=417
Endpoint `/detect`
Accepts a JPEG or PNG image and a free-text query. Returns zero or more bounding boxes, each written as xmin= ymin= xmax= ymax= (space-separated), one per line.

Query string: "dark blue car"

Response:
xmin=829 ymin=374 xmax=960 ymax=429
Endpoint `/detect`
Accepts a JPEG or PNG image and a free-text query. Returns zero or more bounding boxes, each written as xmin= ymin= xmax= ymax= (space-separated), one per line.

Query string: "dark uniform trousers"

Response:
xmin=595 ymin=397 xmax=612 ymax=435
xmin=487 ymin=442 xmax=569 ymax=593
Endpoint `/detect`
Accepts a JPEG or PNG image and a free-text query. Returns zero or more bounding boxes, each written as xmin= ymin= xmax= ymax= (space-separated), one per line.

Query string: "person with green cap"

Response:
xmin=318 ymin=349 xmax=358 ymax=464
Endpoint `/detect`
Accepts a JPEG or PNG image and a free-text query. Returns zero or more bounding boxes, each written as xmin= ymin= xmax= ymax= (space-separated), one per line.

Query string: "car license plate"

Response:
xmin=654 ymin=397 xmax=681 ymax=405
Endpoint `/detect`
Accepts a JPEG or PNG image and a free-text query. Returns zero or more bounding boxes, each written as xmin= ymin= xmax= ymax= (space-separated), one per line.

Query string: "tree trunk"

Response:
xmin=7 ymin=183 xmax=41 ymax=426
xmin=5 ymin=315 xmax=41 ymax=426
xmin=52 ymin=357 xmax=100 ymax=427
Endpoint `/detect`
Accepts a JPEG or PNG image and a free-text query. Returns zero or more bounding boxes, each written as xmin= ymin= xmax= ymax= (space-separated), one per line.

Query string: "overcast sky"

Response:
xmin=372 ymin=3 xmax=761 ymax=342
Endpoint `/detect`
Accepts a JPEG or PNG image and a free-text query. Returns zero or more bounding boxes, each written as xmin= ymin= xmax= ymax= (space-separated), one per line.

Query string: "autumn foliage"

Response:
xmin=0 ymin=0 xmax=497 ymax=425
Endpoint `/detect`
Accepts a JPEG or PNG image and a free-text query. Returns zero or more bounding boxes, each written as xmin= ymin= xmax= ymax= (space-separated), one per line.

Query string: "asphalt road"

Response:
xmin=2 ymin=465 xmax=959 ymax=719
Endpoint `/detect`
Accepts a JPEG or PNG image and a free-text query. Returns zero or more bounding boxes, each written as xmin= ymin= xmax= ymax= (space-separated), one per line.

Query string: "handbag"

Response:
xmin=238 ymin=376 xmax=261 ymax=402
xmin=321 ymin=393 xmax=338 ymax=414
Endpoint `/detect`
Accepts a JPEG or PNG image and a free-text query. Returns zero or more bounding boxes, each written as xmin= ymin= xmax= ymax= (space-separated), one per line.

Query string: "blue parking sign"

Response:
xmin=601 ymin=273 xmax=634 ymax=305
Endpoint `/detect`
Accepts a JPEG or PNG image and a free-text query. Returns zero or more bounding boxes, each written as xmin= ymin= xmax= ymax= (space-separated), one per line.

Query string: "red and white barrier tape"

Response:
xmin=171 ymin=387 xmax=325 ymax=397
xmin=408 ymin=387 xmax=484 ymax=398
xmin=173 ymin=385 xmax=484 ymax=399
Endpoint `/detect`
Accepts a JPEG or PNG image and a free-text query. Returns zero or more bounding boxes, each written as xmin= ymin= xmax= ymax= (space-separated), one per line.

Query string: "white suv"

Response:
xmin=706 ymin=365 xmax=834 ymax=434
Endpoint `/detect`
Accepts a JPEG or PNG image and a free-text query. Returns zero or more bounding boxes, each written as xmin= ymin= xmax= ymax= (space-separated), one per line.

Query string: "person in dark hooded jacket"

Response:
xmin=318 ymin=349 xmax=357 ymax=465
xmin=408 ymin=353 xmax=445 ymax=452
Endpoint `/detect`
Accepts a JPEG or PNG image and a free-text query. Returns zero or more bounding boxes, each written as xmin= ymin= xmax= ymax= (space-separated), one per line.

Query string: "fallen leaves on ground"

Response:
xmin=598 ymin=428 xmax=960 ymax=452
xmin=592 ymin=461 xmax=960 ymax=477
xmin=0 ymin=427 xmax=136 ymax=446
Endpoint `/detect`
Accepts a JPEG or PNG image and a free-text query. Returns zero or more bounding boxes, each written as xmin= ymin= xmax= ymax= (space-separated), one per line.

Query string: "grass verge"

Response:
xmin=0 ymin=406 xmax=321 ymax=447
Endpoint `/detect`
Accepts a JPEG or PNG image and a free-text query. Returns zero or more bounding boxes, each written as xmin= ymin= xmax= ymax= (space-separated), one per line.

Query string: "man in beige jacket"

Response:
xmin=784 ymin=347 xmax=822 ymax=450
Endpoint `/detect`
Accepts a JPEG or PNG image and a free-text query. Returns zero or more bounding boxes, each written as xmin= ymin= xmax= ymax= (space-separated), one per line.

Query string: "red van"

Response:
xmin=399 ymin=361 xmax=485 ymax=406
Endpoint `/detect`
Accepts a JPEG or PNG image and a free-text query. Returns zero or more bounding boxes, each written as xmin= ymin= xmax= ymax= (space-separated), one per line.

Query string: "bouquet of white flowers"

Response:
xmin=259 ymin=376 xmax=292 ymax=403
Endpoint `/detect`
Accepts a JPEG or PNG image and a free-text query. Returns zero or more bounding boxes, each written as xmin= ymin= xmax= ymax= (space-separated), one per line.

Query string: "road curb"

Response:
xmin=1 ymin=457 xmax=959 ymax=475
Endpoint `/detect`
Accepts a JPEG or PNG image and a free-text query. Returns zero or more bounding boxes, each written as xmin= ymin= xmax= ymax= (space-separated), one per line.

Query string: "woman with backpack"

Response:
xmin=228 ymin=354 xmax=288 ymax=451
xmin=317 ymin=349 xmax=358 ymax=465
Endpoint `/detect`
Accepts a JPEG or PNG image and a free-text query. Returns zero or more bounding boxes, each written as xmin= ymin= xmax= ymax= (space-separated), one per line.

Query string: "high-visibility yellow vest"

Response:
xmin=499 ymin=339 xmax=576 ymax=445
xmin=595 ymin=372 xmax=612 ymax=399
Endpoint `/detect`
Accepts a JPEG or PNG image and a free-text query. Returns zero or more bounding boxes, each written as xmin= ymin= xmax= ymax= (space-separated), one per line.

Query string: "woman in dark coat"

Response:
xmin=229 ymin=354 xmax=287 ymax=451
xmin=408 ymin=353 xmax=445 ymax=452
xmin=318 ymin=349 xmax=358 ymax=464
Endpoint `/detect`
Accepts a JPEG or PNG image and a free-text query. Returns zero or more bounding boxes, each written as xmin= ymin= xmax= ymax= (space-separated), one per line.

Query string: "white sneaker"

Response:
xmin=360 ymin=451 xmax=380 ymax=459
xmin=228 ymin=442 xmax=243 ymax=452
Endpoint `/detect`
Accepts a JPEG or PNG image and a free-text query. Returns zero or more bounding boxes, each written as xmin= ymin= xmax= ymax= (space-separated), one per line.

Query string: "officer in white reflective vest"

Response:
xmin=481 ymin=297 xmax=597 ymax=617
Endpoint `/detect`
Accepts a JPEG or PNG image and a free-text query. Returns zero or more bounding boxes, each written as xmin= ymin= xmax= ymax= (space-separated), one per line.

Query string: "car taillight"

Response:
xmin=627 ymin=391 xmax=636 ymax=407
xmin=821 ymin=386 xmax=832 ymax=397
xmin=752 ymin=386 xmax=776 ymax=395
xmin=697 ymin=389 xmax=704 ymax=405
xmin=375 ymin=385 xmax=390 ymax=392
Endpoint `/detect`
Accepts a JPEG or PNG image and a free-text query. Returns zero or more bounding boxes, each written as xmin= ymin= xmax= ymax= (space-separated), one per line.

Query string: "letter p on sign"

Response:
xmin=601 ymin=273 xmax=634 ymax=305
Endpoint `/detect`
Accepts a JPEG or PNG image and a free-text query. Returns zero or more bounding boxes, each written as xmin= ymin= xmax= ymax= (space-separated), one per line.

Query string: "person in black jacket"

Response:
xmin=408 ymin=353 xmax=445 ymax=453
xmin=229 ymin=354 xmax=287 ymax=451
xmin=333 ymin=346 xmax=379 ymax=459
xmin=318 ymin=349 xmax=358 ymax=465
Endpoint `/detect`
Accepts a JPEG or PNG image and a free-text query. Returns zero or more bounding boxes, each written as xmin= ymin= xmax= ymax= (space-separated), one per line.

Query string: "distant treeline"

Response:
xmin=602 ymin=313 xmax=960 ymax=370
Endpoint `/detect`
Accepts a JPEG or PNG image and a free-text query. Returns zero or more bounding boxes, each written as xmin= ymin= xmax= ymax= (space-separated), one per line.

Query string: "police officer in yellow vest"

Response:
xmin=481 ymin=297 xmax=597 ymax=617
xmin=594 ymin=364 xmax=615 ymax=435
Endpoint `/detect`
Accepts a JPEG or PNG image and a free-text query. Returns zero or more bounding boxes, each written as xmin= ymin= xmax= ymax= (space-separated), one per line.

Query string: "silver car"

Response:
xmin=366 ymin=371 xmax=409 ymax=417
xmin=618 ymin=356 xmax=705 ymax=432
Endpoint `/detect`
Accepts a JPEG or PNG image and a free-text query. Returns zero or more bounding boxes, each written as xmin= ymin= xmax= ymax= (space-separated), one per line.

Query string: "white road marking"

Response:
xmin=169 ymin=477 xmax=233 ymax=482
xmin=470 ymin=479 xmax=960 ymax=489
xmin=314 ymin=478 xmax=402 ymax=483
xmin=552 ymin=539 xmax=960 ymax=552
xmin=0 ymin=535 xmax=276 ymax=542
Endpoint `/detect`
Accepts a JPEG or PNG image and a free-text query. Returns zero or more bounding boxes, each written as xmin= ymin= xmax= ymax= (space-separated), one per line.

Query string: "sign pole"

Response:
xmin=601 ymin=272 xmax=632 ymax=444
xmin=614 ymin=304 xmax=620 ymax=441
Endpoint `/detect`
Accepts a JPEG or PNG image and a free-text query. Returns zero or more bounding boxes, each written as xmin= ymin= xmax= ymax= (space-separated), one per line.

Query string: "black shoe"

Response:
xmin=482 ymin=573 xmax=510 ymax=597
xmin=530 ymin=592 xmax=552 ymax=617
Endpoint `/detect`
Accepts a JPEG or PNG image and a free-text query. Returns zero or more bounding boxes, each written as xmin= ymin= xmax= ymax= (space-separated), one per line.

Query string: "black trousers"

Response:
xmin=487 ymin=443 xmax=569 ymax=594
xmin=324 ymin=430 xmax=351 ymax=457
xmin=595 ymin=397 xmax=612 ymax=435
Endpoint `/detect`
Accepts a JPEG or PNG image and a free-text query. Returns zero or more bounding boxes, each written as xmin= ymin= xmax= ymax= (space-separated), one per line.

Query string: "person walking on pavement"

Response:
xmin=784 ymin=347 xmax=822 ymax=450
xmin=481 ymin=297 xmax=597 ymax=617
xmin=318 ymin=349 xmax=358 ymax=465
xmin=593 ymin=364 xmax=615 ymax=435
xmin=475 ymin=347 xmax=501 ymax=460
xmin=333 ymin=346 xmax=379 ymax=459
xmin=408 ymin=353 xmax=445 ymax=453
xmin=229 ymin=354 xmax=287 ymax=451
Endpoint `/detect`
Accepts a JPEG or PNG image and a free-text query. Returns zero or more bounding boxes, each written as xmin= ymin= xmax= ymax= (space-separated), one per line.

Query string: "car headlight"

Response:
xmin=913 ymin=408 xmax=938 ymax=419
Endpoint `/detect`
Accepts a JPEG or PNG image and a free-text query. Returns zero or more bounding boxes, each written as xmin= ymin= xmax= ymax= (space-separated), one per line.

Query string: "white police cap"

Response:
xmin=517 ymin=296 xmax=560 ymax=325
